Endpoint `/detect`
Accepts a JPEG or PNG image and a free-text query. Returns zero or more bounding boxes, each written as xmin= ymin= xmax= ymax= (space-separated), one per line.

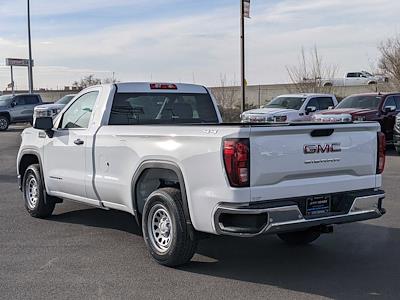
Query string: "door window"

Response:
xmin=306 ymin=98 xmax=320 ymax=110
xmin=384 ymin=96 xmax=396 ymax=109
xmin=316 ymin=97 xmax=334 ymax=110
xmin=24 ymin=95 xmax=39 ymax=104
xmin=60 ymin=91 xmax=98 ymax=129
xmin=394 ymin=96 xmax=400 ymax=110
xmin=15 ymin=96 xmax=26 ymax=106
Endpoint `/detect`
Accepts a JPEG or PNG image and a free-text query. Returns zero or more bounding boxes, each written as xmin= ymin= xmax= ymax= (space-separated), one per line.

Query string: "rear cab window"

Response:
xmin=108 ymin=92 xmax=219 ymax=125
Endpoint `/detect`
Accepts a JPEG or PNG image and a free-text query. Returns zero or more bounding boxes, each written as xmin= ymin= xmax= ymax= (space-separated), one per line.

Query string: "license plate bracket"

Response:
xmin=306 ymin=195 xmax=331 ymax=216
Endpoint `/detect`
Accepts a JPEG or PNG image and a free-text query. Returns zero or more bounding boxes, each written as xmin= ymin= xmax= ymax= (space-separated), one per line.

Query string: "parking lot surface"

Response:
xmin=1 ymin=126 xmax=399 ymax=299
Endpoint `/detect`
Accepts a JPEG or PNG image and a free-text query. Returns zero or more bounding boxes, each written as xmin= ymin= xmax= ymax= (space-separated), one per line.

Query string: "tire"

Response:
xmin=23 ymin=164 xmax=55 ymax=218
xmin=323 ymin=82 xmax=333 ymax=87
xmin=0 ymin=115 xmax=9 ymax=131
xmin=142 ymin=188 xmax=197 ymax=267
xmin=396 ymin=147 xmax=400 ymax=155
xmin=277 ymin=228 xmax=321 ymax=245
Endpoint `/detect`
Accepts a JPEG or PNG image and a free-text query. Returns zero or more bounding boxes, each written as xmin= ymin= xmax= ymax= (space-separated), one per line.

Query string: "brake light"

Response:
xmin=150 ymin=83 xmax=177 ymax=90
xmin=223 ymin=139 xmax=250 ymax=187
xmin=377 ymin=132 xmax=386 ymax=174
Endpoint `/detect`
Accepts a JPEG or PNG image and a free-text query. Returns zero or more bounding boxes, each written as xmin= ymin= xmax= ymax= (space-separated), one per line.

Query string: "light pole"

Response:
xmin=27 ymin=0 xmax=34 ymax=94
xmin=240 ymin=0 xmax=245 ymax=113
xmin=240 ymin=0 xmax=250 ymax=113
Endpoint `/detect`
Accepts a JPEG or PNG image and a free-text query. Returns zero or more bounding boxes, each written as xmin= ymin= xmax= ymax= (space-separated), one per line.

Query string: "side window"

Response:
xmin=347 ymin=73 xmax=356 ymax=78
xmin=394 ymin=96 xmax=400 ymax=110
xmin=384 ymin=96 xmax=396 ymax=109
xmin=15 ymin=96 xmax=25 ymax=106
xmin=24 ymin=96 xmax=39 ymax=105
xmin=318 ymin=97 xmax=335 ymax=110
xmin=60 ymin=91 xmax=98 ymax=129
xmin=306 ymin=98 xmax=320 ymax=110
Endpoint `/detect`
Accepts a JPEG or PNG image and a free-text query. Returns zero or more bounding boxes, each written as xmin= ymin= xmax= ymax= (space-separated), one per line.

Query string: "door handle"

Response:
xmin=74 ymin=139 xmax=84 ymax=145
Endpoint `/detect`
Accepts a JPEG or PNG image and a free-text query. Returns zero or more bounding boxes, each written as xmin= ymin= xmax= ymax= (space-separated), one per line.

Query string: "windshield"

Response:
xmin=0 ymin=95 xmax=12 ymax=106
xmin=56 ymin=95 xmax=75 ymax=105
xmin=336 ymin=95 xmax=381 ymax=109
xmin=266 ymin=96 xmax=306 ymax=110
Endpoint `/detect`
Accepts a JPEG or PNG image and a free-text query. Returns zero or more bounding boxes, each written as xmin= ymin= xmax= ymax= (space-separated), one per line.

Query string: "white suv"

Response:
xmin=242 ymin=93 xmax=338 ymax=123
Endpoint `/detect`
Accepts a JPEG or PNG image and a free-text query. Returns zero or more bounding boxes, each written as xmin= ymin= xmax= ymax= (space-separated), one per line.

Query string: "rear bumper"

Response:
xmin=213 ymin=190 xmax=385 ymax=237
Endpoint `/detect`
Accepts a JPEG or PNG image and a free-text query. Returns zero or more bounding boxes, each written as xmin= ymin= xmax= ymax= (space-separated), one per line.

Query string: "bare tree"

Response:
xmin=72 ymin=75 xmax=102 ymax=90
xmin=378 ymin=34 xmax=400 ymax=88
xmin=286 ymin=46 xmax=337 ymax=93
xmin=210 ymin=75 xmax=241 ymax=122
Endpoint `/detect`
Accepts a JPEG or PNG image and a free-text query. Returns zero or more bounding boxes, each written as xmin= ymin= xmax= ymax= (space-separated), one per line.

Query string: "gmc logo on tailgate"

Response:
xmin=304 ymin=143 xmax=341 ymax=154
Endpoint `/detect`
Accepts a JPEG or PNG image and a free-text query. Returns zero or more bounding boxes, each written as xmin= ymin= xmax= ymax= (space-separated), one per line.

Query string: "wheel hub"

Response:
xmin=148 ymin=205 xmax=173 ymax=253
xmin=25 ymin=176 xmax=39 ymax=209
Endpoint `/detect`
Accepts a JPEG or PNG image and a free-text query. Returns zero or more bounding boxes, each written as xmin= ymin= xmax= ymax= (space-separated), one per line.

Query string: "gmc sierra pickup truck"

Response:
xmin=321 ymin=71 xmax=389 ymax=87
xmin=17 ymin=82 xmax=386 ymax=267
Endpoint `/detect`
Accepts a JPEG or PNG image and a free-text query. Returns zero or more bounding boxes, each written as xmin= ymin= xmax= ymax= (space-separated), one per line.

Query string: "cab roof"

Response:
xmin=115 ymin=82 xmax=208 ymax=94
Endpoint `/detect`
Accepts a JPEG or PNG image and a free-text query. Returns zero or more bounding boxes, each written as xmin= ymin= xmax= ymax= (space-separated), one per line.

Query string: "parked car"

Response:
xmin=0 ymin=94 xmax=43 ymax=131
xmin=321 ymin=71 xmax=389 ymax=87
xmin=318 ymin=93 xmax=400 ymax=142
xmin=34 ymin=94 xmax=76 ymax=118
xmin=241 ymin=93 xmax=338 ymax=123
xmin=17 ymin=82 xmax=386 ymax=267
xmin=394 ymin=114 xmax=400 ymax=154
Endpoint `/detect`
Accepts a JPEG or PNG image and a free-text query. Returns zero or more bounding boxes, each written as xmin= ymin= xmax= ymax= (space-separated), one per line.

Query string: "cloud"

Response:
xmin=0 ymin=0 xmax=399 ymax=89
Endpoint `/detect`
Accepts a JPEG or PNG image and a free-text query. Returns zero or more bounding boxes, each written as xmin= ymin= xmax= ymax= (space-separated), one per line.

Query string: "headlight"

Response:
xmin=274 ymin=116 xmax=287 ymax=122
xmin=241 ymin=114 xmax=267 ymax=123
xmin=354 ymin=116 xmax=366 ymax=122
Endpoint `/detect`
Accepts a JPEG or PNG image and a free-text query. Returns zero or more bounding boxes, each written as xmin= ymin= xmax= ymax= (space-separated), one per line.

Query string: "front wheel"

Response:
xmin=23 ymin=164 xmax=55 ymax=218
xmin=142 ymin=188 xmax=197 ymax=267
xmin=0 ymin=115 xmax=9 ymax=131
xmin=277 ymin=228 xmax=321 ymax=245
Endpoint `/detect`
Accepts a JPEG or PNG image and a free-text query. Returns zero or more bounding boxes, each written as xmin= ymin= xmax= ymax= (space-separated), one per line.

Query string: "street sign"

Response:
xmin=243 ymin=0 xmax=251 ymax=18
xmin=5 ymin=58 xmax=34 ymax=67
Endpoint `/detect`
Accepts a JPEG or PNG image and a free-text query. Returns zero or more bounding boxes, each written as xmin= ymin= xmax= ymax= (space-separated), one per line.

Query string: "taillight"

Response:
xmin=223 ymin=139 xmax=250 ymax=187
xmin=150 ymin=83 xmax=177 ymax=90
xmin=377 ymin=132 xmax=386 ymax=174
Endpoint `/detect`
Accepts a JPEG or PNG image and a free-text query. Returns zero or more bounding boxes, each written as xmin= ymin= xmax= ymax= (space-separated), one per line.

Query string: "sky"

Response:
xmin=0 ymin=0 xmax=399 ymax=90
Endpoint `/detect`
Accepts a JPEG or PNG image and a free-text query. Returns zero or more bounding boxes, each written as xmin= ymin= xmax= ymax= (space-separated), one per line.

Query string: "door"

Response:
xmin=43 ymin=91 xmax=99 ymax=202
xmin=381 ymin=96 xmax=398 ymax=141
xmin=10 ymin=96 xmax=28 ymax=122
xmin=22 ymin=95 xmax=40 ymax=121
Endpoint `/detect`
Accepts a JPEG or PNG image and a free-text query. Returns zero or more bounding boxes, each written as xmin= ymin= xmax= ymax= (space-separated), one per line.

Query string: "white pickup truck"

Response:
xmin=241 ymin=93 xmax=338 ymax=123
xmin=321 ymin=71 xmax=389 ymax=87
xmin=17 ymin=82 xmax=386 ymax=267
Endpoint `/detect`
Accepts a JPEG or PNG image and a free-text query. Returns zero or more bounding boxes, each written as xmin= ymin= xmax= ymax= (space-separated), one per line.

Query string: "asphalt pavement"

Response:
xmin=0 ymin=125 xmax=399 ymax=300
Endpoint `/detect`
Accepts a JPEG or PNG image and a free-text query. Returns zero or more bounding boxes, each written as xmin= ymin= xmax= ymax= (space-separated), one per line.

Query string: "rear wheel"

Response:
xmin=23 ymin=164 xmax=55 ymax=218
xmin=142 ymin=188 xmax=197 ymax=267
xmin=277 ymin=228 xmax=321 ymax=245
xmin=0 ymin=115 xmax=9 ymax=131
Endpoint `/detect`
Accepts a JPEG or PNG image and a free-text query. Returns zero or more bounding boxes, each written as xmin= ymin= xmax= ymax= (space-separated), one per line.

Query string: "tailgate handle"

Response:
xmin=311 ymin=129 xmax=334 ymax=137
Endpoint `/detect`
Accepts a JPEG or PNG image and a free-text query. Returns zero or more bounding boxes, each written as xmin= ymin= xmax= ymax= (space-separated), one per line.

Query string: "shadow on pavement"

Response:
xmin=50 ymin=208 xmax=142 ymax=235
xmin=47 ymin=207 xmax=400 ymax=298
xmin=182 ymin=222 xmax=400 ymax=299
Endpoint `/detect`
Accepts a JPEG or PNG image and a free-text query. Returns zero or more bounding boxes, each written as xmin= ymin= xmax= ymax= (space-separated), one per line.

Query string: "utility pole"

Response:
xmin=240 ymin=0 xmax=250 ymax=113
xmin=27 ymin=0 xmax=34 ymax=94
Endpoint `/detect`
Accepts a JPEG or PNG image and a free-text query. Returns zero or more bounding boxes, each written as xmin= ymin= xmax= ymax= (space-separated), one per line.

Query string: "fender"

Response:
xmin=131 ymin=160 xmax=192 ymax=227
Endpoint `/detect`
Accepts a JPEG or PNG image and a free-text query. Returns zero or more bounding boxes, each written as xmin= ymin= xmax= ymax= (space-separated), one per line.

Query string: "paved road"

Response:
xmin=1 ymin=126 xmax=399 ymax=300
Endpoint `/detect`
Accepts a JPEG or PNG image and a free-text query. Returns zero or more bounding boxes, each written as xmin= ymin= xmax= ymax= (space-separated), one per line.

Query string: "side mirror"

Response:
xmin=34 ymin=116 xmax=53 ymax=131
xmin=305 ymin=106 xmax=317 ymax=115
xmin=10 ymin=101 xmax=16 ymax=108
xmin=328 ymin=106 xmax=334 ymax=110
xmin=384 ymin=106 xmax=396 ymax=114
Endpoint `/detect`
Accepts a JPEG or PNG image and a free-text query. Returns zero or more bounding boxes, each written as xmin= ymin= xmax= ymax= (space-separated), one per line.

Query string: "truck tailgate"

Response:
xmin=249 ymin=122 xmax=380 ymax=202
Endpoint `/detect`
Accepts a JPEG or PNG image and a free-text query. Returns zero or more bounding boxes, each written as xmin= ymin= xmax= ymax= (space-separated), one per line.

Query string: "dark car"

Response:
xmin=394 ymin=113 xmax=400 ymax=154
xmin=319 ymin=93 xmax=400 ymax=142
xmin=0 ymin=94 xmax=43 ymax=131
